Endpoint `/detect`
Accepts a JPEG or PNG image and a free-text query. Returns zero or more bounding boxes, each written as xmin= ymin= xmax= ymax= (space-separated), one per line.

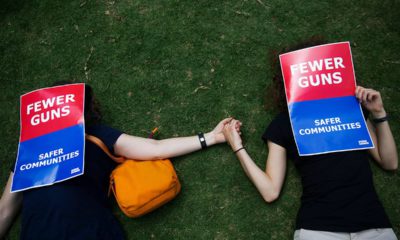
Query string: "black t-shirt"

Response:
xmin=17 ymin=125 xmax=125 ymax=240
xmin=262 ymin=112 xmax=392 ymax=232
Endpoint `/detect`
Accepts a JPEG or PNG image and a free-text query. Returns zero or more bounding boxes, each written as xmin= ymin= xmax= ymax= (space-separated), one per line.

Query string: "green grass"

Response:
xmin=1 ymin=0 xmax=400 ymax=239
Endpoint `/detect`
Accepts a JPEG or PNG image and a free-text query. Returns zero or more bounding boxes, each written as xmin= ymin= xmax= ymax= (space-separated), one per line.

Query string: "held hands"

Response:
xmin=207 ymin=118 xmax=235 ymax=144
xmin=355 ymin=86 xmax=386 ymax=118
xmin=222 ymin=119 xmax=243 ymax=152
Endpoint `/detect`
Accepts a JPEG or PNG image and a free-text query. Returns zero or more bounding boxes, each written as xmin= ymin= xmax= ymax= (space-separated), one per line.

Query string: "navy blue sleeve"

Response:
xmin=86 ymin=125 xmax=123 ymax=154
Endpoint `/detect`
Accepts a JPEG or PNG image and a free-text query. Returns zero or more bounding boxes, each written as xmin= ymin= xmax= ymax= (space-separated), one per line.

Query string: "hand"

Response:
xmin=206 ymin=117 xmax=234 ymax=144
xmin=355 ymin=86 xmax=386 ymax=118
xmin=223 ymin=119 xmax=243 ymax=151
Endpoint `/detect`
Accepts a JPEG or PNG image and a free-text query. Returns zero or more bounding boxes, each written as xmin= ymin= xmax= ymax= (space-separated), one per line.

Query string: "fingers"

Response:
xmin=235 ymin=121 xmax=242 ymax=134
xmin=220 ymin=117 xmax=233 ymax=125
xmin=229 ymin=119 xmax=240 ymax=128
xmin=356 ymin=86 xmax=366 ymax=102
xmin=223 ymin=119 xmax=242 ymax=134
xmin=220 ymin=117 xmax=243 ymax=136
xmin=355 ymin=86 xmax=380 ymax=103
xmin=222 ymin=120 xmax=243 ymax=149
xmin=216 ymin=117 xmax=233 ymax=130
xmin=223 ymin=123 xmax=231 ymax=132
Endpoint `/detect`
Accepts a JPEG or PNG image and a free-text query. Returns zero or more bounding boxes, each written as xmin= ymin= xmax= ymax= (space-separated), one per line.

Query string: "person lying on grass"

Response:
xmin=0 ymin=82 xmax=240 ymax=240
xmin=223 ymin=40 xmax=398 ymax=240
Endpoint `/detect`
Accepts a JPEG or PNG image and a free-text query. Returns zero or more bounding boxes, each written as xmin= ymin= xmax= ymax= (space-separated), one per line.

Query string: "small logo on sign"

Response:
xmin=358 ymin=140 xmax=369 ymax=145
xmin=71 ymin=168 xmax=80 ymax=174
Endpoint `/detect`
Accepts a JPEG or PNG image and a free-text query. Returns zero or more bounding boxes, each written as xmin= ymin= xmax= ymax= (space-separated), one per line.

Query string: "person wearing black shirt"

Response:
xmin=223 ymin=83 xmax=398 ymax=239
xmin=224 ymin=38 xmax=398 ymax=239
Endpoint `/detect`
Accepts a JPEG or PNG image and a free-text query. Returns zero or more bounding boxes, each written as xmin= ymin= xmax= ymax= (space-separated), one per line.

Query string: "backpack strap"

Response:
xmin=85 ymin=134 xmax=125 ymax=164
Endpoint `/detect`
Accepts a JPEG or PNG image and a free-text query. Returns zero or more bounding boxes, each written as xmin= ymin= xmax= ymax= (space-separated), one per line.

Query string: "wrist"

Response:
xmin=197 ymin=132 xmax=208 ymax=149
xmin=233 ymin=146 xmax=245 ymax=154
xmin=372 ymin=114 xmax=389 ymax=124
xmin=204 ymin=132 xmax=217 ymax=146
xmin=371 ymin=109 xmax=386 ymax=119
xmin=232 ymin=145 xmax=244 ymax=152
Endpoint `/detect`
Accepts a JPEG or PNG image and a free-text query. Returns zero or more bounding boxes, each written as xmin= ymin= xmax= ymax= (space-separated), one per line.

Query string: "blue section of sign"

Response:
xmin=288 ymin=96 xmax=373 ymax=155
xmin=12 ymin=124 xmax=84 ymax=192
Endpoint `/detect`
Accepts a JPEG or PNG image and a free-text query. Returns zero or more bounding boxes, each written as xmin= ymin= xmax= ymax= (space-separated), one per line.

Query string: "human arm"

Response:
xmin=356 ymin=86 xmax=398 ymax=170
xmin=223 ymin=119 xmax=287 ymax=202
xmin=114 ymin=118 xmax=233 ymax=160
xmin=0 ymin=172 xmax=23 ymax=239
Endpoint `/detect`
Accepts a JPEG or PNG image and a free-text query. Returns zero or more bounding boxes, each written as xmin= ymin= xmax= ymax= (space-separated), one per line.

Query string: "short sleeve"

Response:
xmin=262 ymin=112 xmax=292 ymax=149
xmin=86 ymin=125 xmax=123 ymax=153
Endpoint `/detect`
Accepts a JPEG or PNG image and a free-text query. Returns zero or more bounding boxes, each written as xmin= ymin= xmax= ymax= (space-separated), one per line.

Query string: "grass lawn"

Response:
xmin=1 ymin=0 xmax=399 ymax=239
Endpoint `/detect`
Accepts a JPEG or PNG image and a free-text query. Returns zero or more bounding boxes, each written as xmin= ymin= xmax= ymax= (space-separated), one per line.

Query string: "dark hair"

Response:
xmin=84 ymin=84 xmax=102 ymax=125
xmin=265 ymin=36 xmax=328 ymax=113
xmin=52 ymin=81 xmax=102 ymax=125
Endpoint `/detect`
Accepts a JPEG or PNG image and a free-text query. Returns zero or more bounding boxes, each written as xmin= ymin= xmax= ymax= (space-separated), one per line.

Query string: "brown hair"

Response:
xmin=265 ymin=36 xmax=328 ymax=113
xmin=83 ymin=84 xmax=102 ymax=125
xmin=52 ymin=81 xmax=102 ymax=126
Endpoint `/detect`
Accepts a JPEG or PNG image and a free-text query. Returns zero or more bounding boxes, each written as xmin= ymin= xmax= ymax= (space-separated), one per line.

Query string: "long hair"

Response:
xmin=265 ymin=36 xmax=328 ymax=113
xmin=52 ymin=81 xmax=102 ymax=126
xmin=83 ymin=84 xmax=102 ymax=125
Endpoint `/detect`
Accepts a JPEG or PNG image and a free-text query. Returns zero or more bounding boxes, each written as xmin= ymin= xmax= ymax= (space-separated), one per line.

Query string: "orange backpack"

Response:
xmin=86 ymin=134 xmax=181 ymax=218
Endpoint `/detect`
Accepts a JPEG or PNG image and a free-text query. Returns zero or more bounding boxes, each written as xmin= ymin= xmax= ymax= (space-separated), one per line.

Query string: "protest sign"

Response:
xmin=279 ymin=42 xmax=374 ymax=156
xmin=11 ymin=83 xmax=85 ymax=192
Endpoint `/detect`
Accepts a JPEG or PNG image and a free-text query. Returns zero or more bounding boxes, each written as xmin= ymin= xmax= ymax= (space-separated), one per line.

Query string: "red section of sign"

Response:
xmin=279 ymin=42 xmax=356 ymax=104
xmin=20 ymin=84 xmax=85 ymax=142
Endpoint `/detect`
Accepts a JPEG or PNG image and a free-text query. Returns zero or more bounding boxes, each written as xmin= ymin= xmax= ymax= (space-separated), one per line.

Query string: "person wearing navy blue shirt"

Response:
xmin=0 ymin=83 xmax=239 ymax=239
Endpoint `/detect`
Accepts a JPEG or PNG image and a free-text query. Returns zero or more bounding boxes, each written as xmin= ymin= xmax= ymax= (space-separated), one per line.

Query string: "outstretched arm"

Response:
xmin=114 ymin=118 xmax=233 ymax=160
xmin=0 ymin=172 xmax=23 ymax=239
xmin=356 ymin=86 xmax=398 ymax=170
xmin=223 ymin=119 xmax=287 ymax=202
